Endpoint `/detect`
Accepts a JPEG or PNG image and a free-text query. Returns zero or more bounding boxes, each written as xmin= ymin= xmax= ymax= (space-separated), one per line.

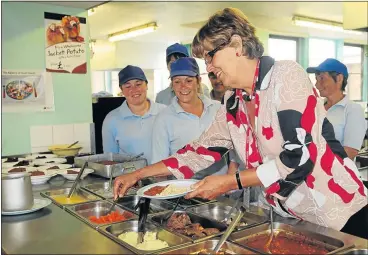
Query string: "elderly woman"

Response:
xmin=102 ymin=65 xmax=166 ymax=163
xmin=114 ymin=8 xmax=367 ymax=238
xmin=151 ymin=57 xmax=230 ymax=178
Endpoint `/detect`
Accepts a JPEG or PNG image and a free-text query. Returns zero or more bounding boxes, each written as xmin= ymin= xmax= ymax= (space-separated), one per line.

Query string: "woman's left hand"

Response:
xmin=185 ymin=174 xmax=237 ymax=200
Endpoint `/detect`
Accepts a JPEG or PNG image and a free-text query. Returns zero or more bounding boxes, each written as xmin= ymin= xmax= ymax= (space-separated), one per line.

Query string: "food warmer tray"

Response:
xmin=82 ymin=181 xmax=137 ymax=199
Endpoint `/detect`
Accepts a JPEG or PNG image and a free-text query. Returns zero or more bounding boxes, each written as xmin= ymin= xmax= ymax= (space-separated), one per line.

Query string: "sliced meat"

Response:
xmin=144 ymin=185 xmax=168 ymax=196
xmin=4 ymin=157 xmax=18 ymax=163
xmin=67 ymin=170 xmax=79 ymax=174
xmin=46 ymin=161 xmax=55 ymax=163
xmin=8 ymin=168 xmax=26 ymax=173
xmin=47 ymin=166 xmax=60 ymax=170
xmin=167 ymin=213 xmax=192 ymax=230
xmin=36 ymin=156 xmax=47 ymax=159
xmin=202 ymin=228 xmax=220 ymax=236
xmin=30 ymin=171 xmax=45 ymax=176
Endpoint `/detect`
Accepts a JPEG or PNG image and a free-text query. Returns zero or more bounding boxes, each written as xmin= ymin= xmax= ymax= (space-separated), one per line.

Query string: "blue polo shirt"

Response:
xmin=102 ymin=100 xmax=166 ymax=164
xmin=326 ymin=96 xmax=366 ymax=150
xmin=151 ymin=96 xmax=228 ymax=177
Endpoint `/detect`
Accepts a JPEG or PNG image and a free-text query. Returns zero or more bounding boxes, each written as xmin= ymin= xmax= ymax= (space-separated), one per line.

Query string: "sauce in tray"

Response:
xmin=52 ymin=194 xmax=88 ymax=205
xmin=244 ymin=231 xmax=329 ymax=254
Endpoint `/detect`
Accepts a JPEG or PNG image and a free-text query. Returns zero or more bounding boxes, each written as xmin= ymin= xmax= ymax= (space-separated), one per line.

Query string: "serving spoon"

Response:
xmin=265 ymin=206 xmax=275 ymax=254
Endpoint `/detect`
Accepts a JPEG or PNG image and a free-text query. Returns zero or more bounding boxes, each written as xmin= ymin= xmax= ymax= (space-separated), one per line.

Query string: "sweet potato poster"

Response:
xmin=44 ymin=12 xmax=87 ymax=74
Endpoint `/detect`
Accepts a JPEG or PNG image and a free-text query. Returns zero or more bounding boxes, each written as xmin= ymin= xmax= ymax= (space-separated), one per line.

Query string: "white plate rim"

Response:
xmin=136 ymin=179 xmax=198 ymax=200
xmin=1 ymin=198 xmax=52 ymax=215
xmin=32 ymin=158 xmax=67 ymax=165
xmin=25 ymin=154 xmax=58 ymax=160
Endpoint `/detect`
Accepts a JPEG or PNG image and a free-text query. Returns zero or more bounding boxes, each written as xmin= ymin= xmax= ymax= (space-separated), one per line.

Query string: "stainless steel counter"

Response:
xmin=2 ymin=175 xmax=367 ymax=254
xmin=2 ymin=175 xmax=133 ymax=254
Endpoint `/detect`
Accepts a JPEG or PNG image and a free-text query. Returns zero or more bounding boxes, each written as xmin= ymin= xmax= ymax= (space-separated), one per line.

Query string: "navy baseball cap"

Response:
xmin=118 ymin=65 xmax=147 ymax=85
xmin=307 ymin=58 xmax=348 ymax=78
xmin=166 ymin=43 xmax=189 ymax=57
xmin=170 ymin=57 xmax=200 ymax=78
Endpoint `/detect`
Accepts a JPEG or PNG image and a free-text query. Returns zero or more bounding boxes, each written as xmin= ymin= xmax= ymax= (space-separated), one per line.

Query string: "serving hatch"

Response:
xmin=74 ymin=153 xmax=147 ymax=178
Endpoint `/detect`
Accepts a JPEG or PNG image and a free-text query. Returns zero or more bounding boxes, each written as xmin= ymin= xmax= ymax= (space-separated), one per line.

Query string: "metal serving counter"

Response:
xmin=2 ymin=175 xmax=367 ymax=254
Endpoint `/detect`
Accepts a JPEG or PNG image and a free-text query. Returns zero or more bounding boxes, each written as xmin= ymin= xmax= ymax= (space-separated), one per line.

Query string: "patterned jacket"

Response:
xmin=162 ymin=57 xmax=367 ymax=230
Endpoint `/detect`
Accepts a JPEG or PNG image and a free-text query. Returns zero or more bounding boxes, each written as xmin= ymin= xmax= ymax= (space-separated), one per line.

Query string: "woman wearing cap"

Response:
xmin=151 ymin=57 xmax=231 ymax=178
xmin=307 ymin=58 xmax=366 ymax=160
xmin=114 ymin=8 xmax=367 ymax=238
xmin=155 ymin=43 xmax=210 ymax=105
xmin=102 ymin=65 xmax=166 ymax=164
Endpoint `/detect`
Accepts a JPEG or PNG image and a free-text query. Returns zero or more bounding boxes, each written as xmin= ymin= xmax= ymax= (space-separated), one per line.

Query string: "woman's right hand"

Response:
xmin=113 ymin=172 xmax=140 ymax=199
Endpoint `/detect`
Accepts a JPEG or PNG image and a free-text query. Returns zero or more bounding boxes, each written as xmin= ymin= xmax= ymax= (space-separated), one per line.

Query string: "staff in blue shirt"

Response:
xmin=102 ymin=65 xmax=166 ymax=163
xmin=307 ymin=58 xmax=366 ymax=160
xmin=155 ymin=43 xmax=210 ymax=105
xmin=152 ymin=57 xmax=228 ymax=178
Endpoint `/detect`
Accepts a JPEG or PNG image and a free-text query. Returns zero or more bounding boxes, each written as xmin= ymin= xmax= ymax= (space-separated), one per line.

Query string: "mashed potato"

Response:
xmin=157 ymin=184 xmax=189 ymax=196
xmin=118 ymin=231 xmax=169 ymax=250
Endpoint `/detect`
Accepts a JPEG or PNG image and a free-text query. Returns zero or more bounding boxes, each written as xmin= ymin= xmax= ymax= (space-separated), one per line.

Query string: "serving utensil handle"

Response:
xmin=67 ymin=162 xmax=88 ymax=198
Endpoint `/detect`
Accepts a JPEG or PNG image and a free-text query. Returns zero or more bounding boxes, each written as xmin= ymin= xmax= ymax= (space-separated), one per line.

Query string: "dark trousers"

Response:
xmin=340 ymin=181 xmax=368 ymax=239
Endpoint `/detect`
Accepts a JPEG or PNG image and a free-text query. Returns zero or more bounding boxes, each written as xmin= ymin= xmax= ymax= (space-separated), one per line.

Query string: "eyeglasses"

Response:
xmin=204 ymin=40 xmax=229 ymax=65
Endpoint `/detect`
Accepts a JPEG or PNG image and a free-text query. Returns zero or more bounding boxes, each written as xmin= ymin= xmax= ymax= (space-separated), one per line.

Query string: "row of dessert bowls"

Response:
xmin=40 ymin=185 xmax=363 ymax=255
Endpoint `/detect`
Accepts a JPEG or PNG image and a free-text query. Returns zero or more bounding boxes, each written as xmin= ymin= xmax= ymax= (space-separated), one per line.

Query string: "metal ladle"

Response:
xmin=265 ymin=206 xmax=275 ymax=254
xmin=211 ymin=206 xmax=246 ymax=254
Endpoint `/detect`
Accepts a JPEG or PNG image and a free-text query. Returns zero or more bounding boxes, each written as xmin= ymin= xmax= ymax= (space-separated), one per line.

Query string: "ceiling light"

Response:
xmin=292 ymin=15 xmax=363 ymax=35
xmin=108 ymin=22 xmax=158 ymax=42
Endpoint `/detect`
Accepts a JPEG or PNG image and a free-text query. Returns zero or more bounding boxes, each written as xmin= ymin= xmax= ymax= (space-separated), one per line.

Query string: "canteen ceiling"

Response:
xmin=87 ymin=1 xmax=367 ymax=43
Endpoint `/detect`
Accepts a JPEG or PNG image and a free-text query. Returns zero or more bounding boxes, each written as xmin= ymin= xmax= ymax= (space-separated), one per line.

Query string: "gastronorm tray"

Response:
xmin=229 ymin=222 xmax=346 ymax=254
xmin=74 ymin=153 xmax=147 ymax=178
xmin=113 ymin=195 xmax=175 ymax=214
xmin=343 ymin=249 xmax=368 ymax=255
xmin=188 ymin=202 xmax=267 ymax=231
xmin=98 ymin=219 xmax=191 ymax=254
xmin=40 ymin=188 xmax=101 ymax=208
xmin=166 ymin=197 xmax=215 ymax=209
xmin=65 ymin=200 xmax=137 ymax=229
xmin=160 ymin=238 xmax=256 ymax=254
xmin=82 ymin=181 xmax=137 ymax=199
xmin=149 ymin=210 xmax=227 ymax=242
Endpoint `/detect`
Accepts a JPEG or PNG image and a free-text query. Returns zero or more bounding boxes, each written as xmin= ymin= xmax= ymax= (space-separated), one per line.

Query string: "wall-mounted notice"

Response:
xmin=1 ymin=70 xmax=54 ymax=112
xmin=44 ymin=12 xmax=87 ymax=74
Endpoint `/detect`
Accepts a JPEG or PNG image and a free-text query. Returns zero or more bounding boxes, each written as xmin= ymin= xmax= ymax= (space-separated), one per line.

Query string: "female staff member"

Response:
xmin=307 ymin=58 xmax=367 ymax=160
xmin=114 ymin=8 xmax=367 ymax=238
xmin=151 ymin=57 xmax=229 ymax=178
xmin=102 ymin=65 xmax=166 ymax=164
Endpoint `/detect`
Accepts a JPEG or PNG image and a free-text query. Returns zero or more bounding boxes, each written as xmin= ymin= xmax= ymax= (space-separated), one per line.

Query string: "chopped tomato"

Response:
xmin=89 ymin=210 xmax=133 ymax=224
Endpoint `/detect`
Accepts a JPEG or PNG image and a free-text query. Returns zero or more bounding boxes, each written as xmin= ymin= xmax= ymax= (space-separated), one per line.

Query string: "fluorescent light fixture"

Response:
xmin=292 ymin=15 xmax=363 ymax=35
xmin=88 ymin=8 xmax=96 ymax=16
xmin=108 ymin=22 xmax=158 ymax=42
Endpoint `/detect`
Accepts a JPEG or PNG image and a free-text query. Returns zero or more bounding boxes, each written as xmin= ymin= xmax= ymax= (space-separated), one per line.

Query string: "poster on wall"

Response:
xmin=44 ymin=12 xmax=87 ymax=74
xmin=1 ymin=70 xmax=54 ymax=112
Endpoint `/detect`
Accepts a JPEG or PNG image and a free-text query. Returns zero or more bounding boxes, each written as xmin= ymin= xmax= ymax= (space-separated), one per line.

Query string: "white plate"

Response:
xmin=32 ymin=158 xmax=67 ymax=165
xmin=2 ymin=167 xmax=28 ymax=174
xmin=2 ymin=198 xmax=52 ymax=216
xmin=38 ymin=164 xmax=73 ymax=171
xmin=1 ymin=161 xmax=30 ymax=169
xmin=59 ymin=168 xmax=94 ymax=181
xmin=25 ymin=154 xmax=58 ymax=160
xmin=136 ymin=179 xmax=198 ymax=200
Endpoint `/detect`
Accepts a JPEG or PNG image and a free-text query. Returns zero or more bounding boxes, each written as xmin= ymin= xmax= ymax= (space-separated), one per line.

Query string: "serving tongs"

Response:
xmin=265 ymin=206 xmax=275 ymax=254
xmin=107 ymin=183 xmax=123 ymax=214
xmin=210 ymin=206 xmax=246 ymax=254
xmin=137 ymin=197 xmax=151 ymax=244
xmin=222 ymin=189 xmax=244 ymax=224
xmin=67 ymin=162 xmax=88 ymax=198
xmin=160 ymin=197 xmax=181 ymax=226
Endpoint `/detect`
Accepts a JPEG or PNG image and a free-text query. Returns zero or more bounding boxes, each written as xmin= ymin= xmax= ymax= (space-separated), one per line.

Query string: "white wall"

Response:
xmin=90 ymin=40 xmax=117 ymax=70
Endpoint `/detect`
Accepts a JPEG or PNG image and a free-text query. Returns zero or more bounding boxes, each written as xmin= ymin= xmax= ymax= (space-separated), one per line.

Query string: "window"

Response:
xmin=268 ymin=35 xmax=299 ymax=62
xmin=308 ymin=38 xmax=336 ymax=87
xmin=343 ymin=44 xmax=363 ymax=101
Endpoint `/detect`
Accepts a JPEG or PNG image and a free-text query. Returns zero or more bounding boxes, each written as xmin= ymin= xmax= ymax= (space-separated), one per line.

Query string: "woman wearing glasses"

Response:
xmin=102 ymin=65 xmax=166 ymax=164
xmin=114 ymin=8 xmax=367 ymax=238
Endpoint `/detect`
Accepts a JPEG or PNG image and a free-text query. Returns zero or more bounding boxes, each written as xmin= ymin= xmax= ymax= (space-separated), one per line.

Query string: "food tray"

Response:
xmin=188 ymin=203 xmax=267 ymax=230
xmin=229 ymin=222 xmax=346 ymax=254
xmin=65 ymin=200 xmax=137 ymax=228
xmin=161 ymin=238 xmax=256 ymax=254
xmin=74 ymin=153 xmax=147 ymax=178
xmin=166 ymin=197 xmax=215 ymax=209
xmin=343 ymin=249 xmax=368 ymax=255
xmin=150 ymin=211 xmax=227 ymax=242
xmin=98 ymin=220 xmax=191 ymax=254
xmin=40 ymin=188 xmax=101 ymax=208
xmin=82 ymin=181 xmax=137 ymax=199
xmin=114 ymin=195 xmax=175 ymax=214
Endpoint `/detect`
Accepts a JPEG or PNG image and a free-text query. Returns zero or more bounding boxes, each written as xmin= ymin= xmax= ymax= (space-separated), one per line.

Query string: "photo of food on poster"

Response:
xmin=2 ymin=70 xmax=55 ymax=112
xmin=44 ymin=12 xmax=87 ymax=74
